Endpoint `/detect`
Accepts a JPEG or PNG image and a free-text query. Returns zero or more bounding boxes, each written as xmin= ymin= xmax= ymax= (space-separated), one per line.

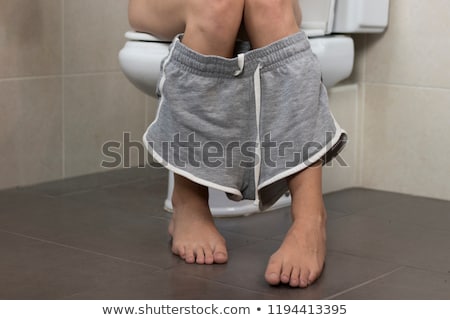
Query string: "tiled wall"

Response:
xmin=322 ymin=84 xmax=361 ymax=194
xmin=325 ymin=0 xmax=450 ymax=201
xmin=0 ymin=0 xmax=158 ymax=189
xmin=360 ymin=0 xmax=450 ymax=200
xmin=321 ymin=34 xmax=367 ymax=193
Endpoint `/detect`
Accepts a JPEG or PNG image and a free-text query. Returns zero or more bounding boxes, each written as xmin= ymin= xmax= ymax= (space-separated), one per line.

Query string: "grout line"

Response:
xmin=0 ymin=71 xmax=124 ymax=82
xmin=63 ymin=71 xmax=123 ymax=78
xmin=329 ymin=83 xmax=358 ymax=92
xmin=364 ymin=81 xmax=450 ymax=92
xmin=0 ymin=75 xmax=61 ymax=82
xmin=323 ymin=266 xmax=405 ymax=300
xmin=361 ymin=34 xmax=367 ymax=84
xmin=163 ymin=271 xmax=279 ymax=298
xmin=0 ymin=72 xmax=123 ymax=83
xmin=145 ymin=96 xmax=149 ymax=129
xmin=0 ymin=229 xmax=163 ymax=271
xmin=358 ymin=83 xmax=365 ymax=187
xmin=61 ymin=0 xmax=66 ymax=179
xmin=357 ymin=34 xmax=367 ymax=188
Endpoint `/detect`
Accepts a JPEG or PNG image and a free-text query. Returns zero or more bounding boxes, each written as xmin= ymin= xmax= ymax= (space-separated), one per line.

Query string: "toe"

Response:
xmin=300 ymin=269 xmax=311 ymax=288
xmin=204 ymin=248 xmax=214 ymax=265
xmin=265 ymin=256 xmax=282 ymax=286
xmin=289 ymin=267 xmax=301 ymax=287
xmin=195 ymin=248 xmax=205 ymax=264
xmin=184 ymin=246 xmax=196 ymax=264
xmin=213 ymin=251 xmax=228 ymax=264
xmin=308 ymin=269 xmax=321 ymax=286
xmin=213 ymin=243 xmax=228 ymax=264
xmin=280 ymin=263 xmax=293 ymax=284
xmin=172 ymin=243 xmax=184 ymax=259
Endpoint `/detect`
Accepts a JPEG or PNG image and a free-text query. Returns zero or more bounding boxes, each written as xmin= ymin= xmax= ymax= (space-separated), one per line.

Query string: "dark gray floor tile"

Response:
xmin=327 ymin=214 xmax=450 ymax=274
xmin=215 ymin=209 xmax=292 ymax=239
xmin=68 ymin=270 xmax=274 ymax=300
xmin=0 ymin=192 xmax=176 ymax=269
xmin=61 ymin=175 xmax=169 ymax=218
xmin=0 ymin=189 xmax=55 ymax=215
xmin=0 ymin=190 xmax=254 ymax=270
xmin=324 ymin=188 xmax=414 ymax=214
xmin=104 ymin=165 xmax=167 ymax=181
xmin=217 ymin=207 xmax=351 ymax=241
xmin=23 ymin=166 xmax=167 ymax=197
xmin=216 ymin=207 xmax=349 ymax=240
xmin=326 ymin=210 xmax=356 ymax=220
xmin=0 ymin=231 xmax=160 ymax=300
xmin=360 ymin=196 xmax=450 ymax=232
xmin=170 ymin=240 xmax=400 ymax=299
xmin=332 ymin=267 xmax=450 ymax=299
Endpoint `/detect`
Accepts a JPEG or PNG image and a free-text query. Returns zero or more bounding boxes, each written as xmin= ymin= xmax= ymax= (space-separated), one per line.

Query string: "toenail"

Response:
xmin=268 ymin=273 xmax=279 ymax=282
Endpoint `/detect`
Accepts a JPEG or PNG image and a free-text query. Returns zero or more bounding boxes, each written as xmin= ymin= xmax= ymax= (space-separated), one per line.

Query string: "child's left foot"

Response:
xmin=264 ymin=207 xmax=327 ymax=288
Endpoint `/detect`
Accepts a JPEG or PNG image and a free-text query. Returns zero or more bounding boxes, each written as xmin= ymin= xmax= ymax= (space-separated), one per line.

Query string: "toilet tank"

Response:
xmin=333 ymin=0 xmax=390 ymax=33
xmin=299 ymin=0 xmax=336 ymax=36
xmin=299 ymin=0 xmax=390 ymax=35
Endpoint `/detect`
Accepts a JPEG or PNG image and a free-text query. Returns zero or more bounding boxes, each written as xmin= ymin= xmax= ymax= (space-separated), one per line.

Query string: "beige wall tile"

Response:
xmin=362 ymin=84 xmax=450 ymax=200
xmin=64 ymin=73 xmax=146 ymax=177
xmin=0 ymin=78 xmax=63 ymax=189
xmin=365 ymin=0 xmax=450 ymax=88
xmin=145 ymin=96 xmax=159 ymax=125
xmin=0 ymin=0 xmax=62 ymax=78
xmin=323 ymin=85 xmax=360 ymax=193
xmin=64 ymin=0 xmax=130 ymax=74
xmin=340 ymin=34 xmax=366 ymax=86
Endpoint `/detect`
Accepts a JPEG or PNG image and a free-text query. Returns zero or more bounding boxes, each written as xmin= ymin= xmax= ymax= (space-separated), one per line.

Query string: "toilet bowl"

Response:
xmin=119 ymin=32 xmax=170 ymax=98
xmin=118 ymin=0 xmax=389 ymax=217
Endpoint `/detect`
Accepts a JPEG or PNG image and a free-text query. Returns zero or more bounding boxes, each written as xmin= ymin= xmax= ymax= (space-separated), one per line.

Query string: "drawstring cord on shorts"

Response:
xmin=234 ymin=54 xmax=262 ymax=206
xmin=234 ymin=53 xmax=245 ymax=76
xmin=253 ymin=64 xmax=262 ymax=206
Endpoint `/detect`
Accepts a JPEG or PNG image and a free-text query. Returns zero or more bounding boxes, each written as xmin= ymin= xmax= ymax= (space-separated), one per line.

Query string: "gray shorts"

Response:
xmin=143 ymin=31 xmax=347 ymax=210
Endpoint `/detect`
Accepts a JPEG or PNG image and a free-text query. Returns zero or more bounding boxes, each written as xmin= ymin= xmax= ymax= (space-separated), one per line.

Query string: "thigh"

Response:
xmin=128 ymin=0 xmax=187 ymax=40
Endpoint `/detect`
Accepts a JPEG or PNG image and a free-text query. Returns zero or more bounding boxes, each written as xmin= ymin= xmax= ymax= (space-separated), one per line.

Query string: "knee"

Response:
xmin=245 ymin=0 xmax=297 ymax=23
xmin=186 ymin=0 xmax=245 ymax=38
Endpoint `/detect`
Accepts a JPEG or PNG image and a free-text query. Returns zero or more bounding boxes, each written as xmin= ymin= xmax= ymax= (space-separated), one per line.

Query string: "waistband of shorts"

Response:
xmin=168 ymin=31 xmax=312 ymax=78
xmin=169 ymin=35 xmax=244 ymax=78
xmin=244 ymin=31 xmax=312 ymax=72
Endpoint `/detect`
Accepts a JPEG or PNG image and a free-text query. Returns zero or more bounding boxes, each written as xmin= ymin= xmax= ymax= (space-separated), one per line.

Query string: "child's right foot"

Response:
xmin=169 ymin=175 xmax=228 ymax=265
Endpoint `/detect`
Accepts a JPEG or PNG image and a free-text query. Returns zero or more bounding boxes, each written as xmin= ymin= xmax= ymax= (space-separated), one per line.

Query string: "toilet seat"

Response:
xmin=125 ymin=31 xmax=171 ymax=43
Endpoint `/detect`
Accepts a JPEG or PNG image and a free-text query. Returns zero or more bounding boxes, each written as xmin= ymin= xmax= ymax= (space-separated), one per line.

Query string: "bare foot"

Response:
xmin=264 ymin=164 xmax=327 ymax=288
xmin=264 ymin=208 xmax=327 ymax=287
xmin=169 ymin=174 xmax=228 ymax=265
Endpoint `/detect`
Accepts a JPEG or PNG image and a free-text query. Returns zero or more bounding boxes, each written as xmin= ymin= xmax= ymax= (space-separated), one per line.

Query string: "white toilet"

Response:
xmin=119 ymin=0 xmax=390 ymax=217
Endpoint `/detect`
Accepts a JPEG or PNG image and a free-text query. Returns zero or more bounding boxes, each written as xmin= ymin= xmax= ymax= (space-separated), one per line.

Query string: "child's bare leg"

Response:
xmin=169 ymin=2 xmax=244 ymax=264
xmin=242 ymin=0 xmax=325 ymax=288
xmin=129 ymin=1 xmax=245 ymax=264
xmin=265 ymin=163 xmax=327 ymax=287
xmin=170 ymin=174 xmax=228 ymax=264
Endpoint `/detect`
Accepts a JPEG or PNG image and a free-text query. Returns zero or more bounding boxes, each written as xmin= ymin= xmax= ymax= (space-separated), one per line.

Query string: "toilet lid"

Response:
xmin=300 ymin=0 xmax=336 ymax=36
xmin=125 ymin=31 xmax=171 ymax=42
